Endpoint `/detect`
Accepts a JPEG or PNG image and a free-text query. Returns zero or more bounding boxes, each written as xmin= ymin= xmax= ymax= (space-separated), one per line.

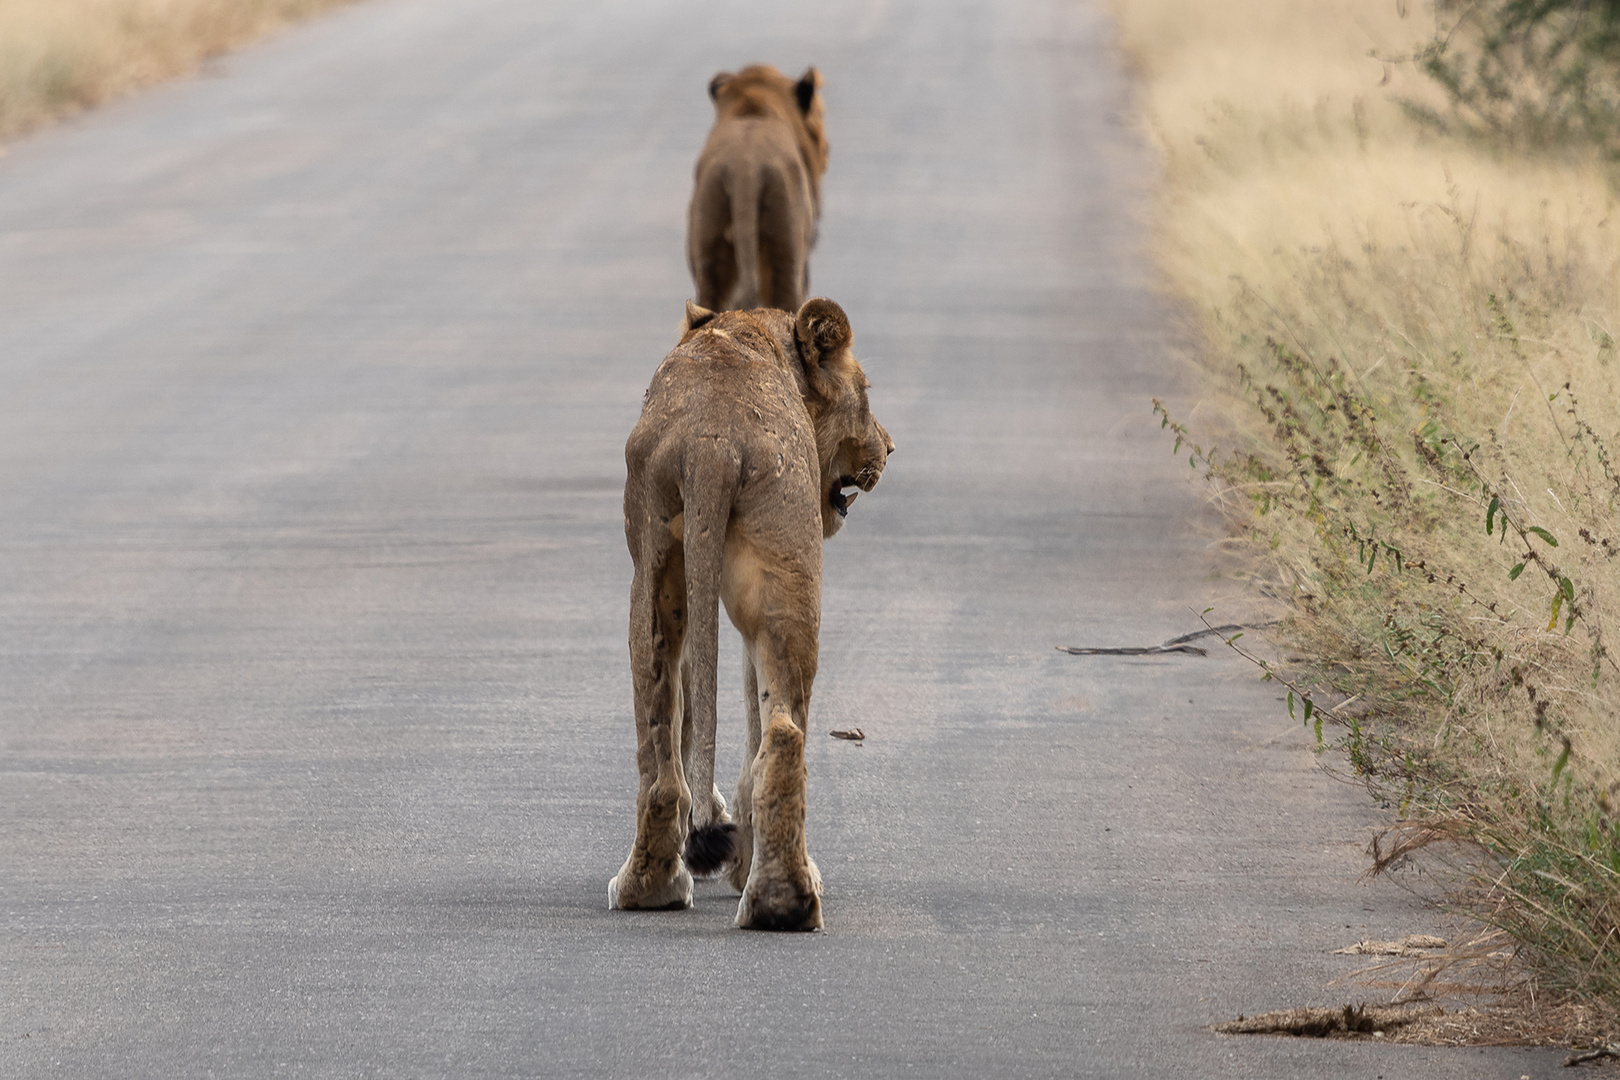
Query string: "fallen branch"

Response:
xmin=1056 ymin=623 xmax=1257 ymax=657
xmin=1565 ymin=1043 xmax=1620 ymax=1066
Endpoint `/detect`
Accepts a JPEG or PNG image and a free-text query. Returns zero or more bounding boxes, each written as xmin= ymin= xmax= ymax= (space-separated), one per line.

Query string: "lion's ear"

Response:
xmin=682 ymin=300 xmax=717 ymax=339
xmin=708 ymin=72 xmax=731 ymax=102
xmin=795 ymin=67 xmax=820 ymax=114
xmin=795 ymin=297 xmax=854 ymax=399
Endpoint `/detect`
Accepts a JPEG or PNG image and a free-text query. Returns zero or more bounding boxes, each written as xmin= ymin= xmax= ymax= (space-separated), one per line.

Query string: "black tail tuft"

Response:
xmin=683 ymin=823 xmax=739 ymax=877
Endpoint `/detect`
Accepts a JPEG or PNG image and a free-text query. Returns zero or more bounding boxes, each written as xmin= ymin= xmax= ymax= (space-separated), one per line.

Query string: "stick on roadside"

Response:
xmin=1056 ymin=623 xmax=1259 ymax=657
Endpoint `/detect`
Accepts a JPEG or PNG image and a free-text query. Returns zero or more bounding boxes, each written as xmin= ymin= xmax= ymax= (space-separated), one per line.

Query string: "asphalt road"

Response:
xmin=0 ymin=0 xmax=1565 ymax=1076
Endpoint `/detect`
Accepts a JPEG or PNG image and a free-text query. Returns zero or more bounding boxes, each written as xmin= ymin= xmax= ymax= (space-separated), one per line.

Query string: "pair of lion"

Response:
xmin=609 ymin=66 xmax=891 ymax=931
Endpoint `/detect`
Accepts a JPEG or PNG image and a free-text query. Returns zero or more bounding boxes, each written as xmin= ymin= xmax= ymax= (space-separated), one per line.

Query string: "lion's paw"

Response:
xmin=735 ymin=875 xmax=822 ymax=932
xmin=608 ymin=864 xmax=693 ymax=912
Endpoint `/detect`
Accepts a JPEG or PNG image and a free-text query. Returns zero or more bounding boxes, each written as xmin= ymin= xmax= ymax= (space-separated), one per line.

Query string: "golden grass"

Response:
xmin=1110 ymin=0 xmax=1620 ymax=1015
xmin=0 ymin=0 xmax=358 ymax=140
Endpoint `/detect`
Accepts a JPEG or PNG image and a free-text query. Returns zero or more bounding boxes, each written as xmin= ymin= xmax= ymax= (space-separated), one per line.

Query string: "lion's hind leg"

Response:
xmin=723 ymin=654 xmax=762 ymax=895
xmin=756 ymin=167 xmax=809 ymax=312
xmin=609 ymin=540 xmax=694 ymax=911
xmin=688 ymin=171 xmax=738 ymax=312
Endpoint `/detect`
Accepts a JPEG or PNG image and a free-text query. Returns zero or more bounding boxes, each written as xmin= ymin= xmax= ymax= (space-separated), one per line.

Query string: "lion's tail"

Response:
xmin=728 ymin=164 xmax=763 ymax=310
xmin=677 ymin=446 xmax=740 ymax=877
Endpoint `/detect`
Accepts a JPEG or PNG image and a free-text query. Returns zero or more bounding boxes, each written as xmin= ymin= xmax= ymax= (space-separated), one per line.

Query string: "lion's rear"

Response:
xmin=688 ymin=63 xmax=825 ymax=313
xmin=614 ymin=300 xmax=885 ymax=930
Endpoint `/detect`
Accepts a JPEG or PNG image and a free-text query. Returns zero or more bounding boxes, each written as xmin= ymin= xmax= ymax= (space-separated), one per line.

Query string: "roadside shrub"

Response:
xmin=1111 ymin=0 xmax=1620 ymax=1020
xmin=1410 ymin=0 xmax=1620 ymax=152
xmin=1160 ymin=196 xmax=1620 ymax=1005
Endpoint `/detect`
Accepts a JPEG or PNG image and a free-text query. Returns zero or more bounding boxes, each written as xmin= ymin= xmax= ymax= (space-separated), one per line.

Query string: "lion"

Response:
xmin=687 ymin=64 xmax=828 ymax=314
xmin=609 ymin=297 xmax=892 ymax=931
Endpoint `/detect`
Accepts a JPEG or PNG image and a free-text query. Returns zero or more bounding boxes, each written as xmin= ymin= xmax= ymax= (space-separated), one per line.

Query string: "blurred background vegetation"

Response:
xmin=0 ymin=0 xmax=353 ymax=140
xmin=1412 ymin=0 xmax=1620 ymax=153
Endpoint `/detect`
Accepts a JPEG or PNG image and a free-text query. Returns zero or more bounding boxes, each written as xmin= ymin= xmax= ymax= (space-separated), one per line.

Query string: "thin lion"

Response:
xmin=610 ymin=298 xmax=892 ymax=931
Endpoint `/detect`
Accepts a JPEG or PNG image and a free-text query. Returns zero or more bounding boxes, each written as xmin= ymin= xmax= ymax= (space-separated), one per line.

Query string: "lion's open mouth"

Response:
xmin=829 ymin=477 xmax=858 ymax=517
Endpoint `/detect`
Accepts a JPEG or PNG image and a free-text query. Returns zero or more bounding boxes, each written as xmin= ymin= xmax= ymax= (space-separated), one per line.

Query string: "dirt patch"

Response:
xmin=1216 ymin=998 xmax=1603 ymax=1042
xmin=1215 ymin=924 xmax=1620 ymax=1060
xmin=1390 ymin=1000 xmax=1612 ymax=1050
xmin=1214 ymin=1002 xmax=1439 ymax=1038
xmin=1333 ymin=934 xmax=1448 ymax=957
xmin=1215 ymin=998 xmax=1620 ymax=1060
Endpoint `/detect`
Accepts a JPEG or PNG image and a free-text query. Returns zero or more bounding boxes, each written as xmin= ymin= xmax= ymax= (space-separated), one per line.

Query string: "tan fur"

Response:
xmin=609 ymin=298 xmax=892 ymax=931
xmin=687 ymin=65 xmax=829 ymax=313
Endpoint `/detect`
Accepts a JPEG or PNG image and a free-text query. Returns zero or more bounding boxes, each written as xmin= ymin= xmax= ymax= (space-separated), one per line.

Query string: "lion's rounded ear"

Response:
xmin=795 ymin=67 xmax=820 ymax=114
xmin=708 ymin=72 xmax=730 ymax=102
xmin=682 ymin=300 xmax=717 ymax=337
xmin=795 ymin=297 xmax=853 ymax=397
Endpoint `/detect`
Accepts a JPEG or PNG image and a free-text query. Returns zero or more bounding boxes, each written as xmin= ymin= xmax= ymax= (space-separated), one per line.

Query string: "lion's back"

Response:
xmin=627 ymin=323 xmax=818 ymax=520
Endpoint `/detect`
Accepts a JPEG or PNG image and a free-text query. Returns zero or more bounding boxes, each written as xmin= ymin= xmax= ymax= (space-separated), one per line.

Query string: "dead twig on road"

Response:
xmin=1565 ymin=1043 xmax=1620 ymax=1065
xmin=1055 ymin=623 xmax=1269 ymax=657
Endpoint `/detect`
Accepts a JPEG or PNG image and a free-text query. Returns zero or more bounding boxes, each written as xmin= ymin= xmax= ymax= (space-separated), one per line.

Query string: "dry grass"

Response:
xmin=1109 ymin=0 xmax=1620 ymax=1023
xmin=0 ymin=0 xmax=358 ymax=140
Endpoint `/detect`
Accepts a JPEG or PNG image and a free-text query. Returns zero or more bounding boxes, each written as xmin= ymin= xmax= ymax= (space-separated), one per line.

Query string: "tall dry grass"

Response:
xmin=0 ymin=0 xmax=356 ymax=139
xmin=1111 ymin=0 xmax=1620 ymax=1016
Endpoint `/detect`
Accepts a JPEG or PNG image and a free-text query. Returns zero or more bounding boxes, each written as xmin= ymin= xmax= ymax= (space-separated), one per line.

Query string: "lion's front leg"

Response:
xmin=734 ymin=623 xmax=822 ymax=932
xmin=736 ymin=706 xmax=822 ymax=931
xmin=609 ymin=548 xmax=693 ymax=911
xmin=725 ymin=656 xmax=762 ymax=894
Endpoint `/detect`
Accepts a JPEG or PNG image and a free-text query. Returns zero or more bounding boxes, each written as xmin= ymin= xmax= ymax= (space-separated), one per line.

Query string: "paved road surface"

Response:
xmin=0 ymin=0 xmax=1562 ymax=1075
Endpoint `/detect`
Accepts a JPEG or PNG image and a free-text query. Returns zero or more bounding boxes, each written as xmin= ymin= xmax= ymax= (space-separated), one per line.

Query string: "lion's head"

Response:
xmin=707 ymin=65 xmax=829 ymax=198
xmin=791 ymin=299 xmax=891 ymax=538
xmin=680 ymin=297 xmax=892 ymax=539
